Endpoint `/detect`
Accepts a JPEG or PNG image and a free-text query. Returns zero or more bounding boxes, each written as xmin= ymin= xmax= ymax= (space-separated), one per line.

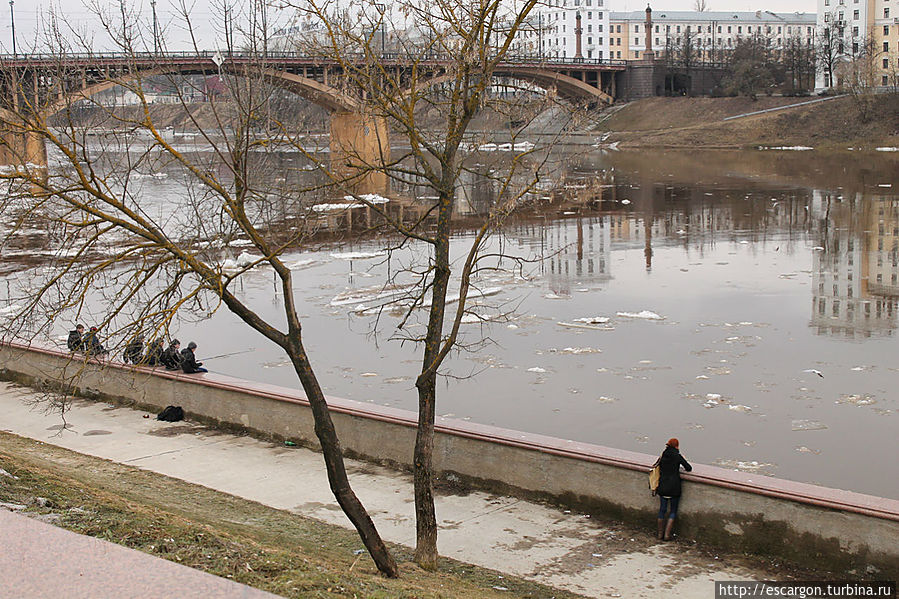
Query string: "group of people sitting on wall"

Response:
xmin=67 ymin=325 xmax=207 ymax=374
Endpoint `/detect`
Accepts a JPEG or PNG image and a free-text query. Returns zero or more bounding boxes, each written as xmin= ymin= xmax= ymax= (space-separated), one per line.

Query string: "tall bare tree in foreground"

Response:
xmin=291 ymin=0 xmax=572 ymax=569
xmin=0 ymin=0 xmax=401 ymax=577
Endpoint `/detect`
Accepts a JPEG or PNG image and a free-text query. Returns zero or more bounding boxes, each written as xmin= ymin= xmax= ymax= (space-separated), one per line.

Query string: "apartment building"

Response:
xmin=533 ymin=0 xmax=612 ymax=60
xmin=609 ymin=10 xmax=816 ymax=62
xmin=818 ymin=0 xmax=899 ymax=88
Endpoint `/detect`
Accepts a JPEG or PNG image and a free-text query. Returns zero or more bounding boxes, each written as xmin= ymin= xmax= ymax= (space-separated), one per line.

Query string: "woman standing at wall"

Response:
xmin=656 ymin=438 xmax=692 ymax=541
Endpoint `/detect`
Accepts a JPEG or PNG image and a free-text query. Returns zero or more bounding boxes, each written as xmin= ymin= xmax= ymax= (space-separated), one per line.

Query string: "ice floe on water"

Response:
xmin=342 ymin=193 xmax=390 ymax=204
xmin=758 ymin=146 xmax=813 ymax=151
xmin=713 ymin=459 xmax=776 ymax=474
xmin=221 ymin=251 xmax=263 ymax=271
xmin=795 ymin=446 xmax=821 ymax=455
xmin=875 ymin=147 xmax=899 ymax=152
xmin=556 ymin=321 xmax=615 ymax=331
xmin=573 ymin=316 xmax=610 ymax=324
xmin=616 ymin=310 xmax=665 ymax=320
xmin=791 ymin=419 xmax=828 ymax=431
xmin=596 ymin=396 xmax=617 ymax=403
xmin=330 ymin=251 xmax=386 ymax=260
xmin=548 ymin=347 xmax=602 ymax=355
xmin=288 ymin=258 xmax=319 ymax=270
xmin=527 ymin=367 xmax=547 ymax=373
xmin=329 ymin=284 xmax=417 ymax=307
xmin=837 ymin=394 xmax=877 ymax=406
xmin=543 ymin=292 xmax=568 ymax=300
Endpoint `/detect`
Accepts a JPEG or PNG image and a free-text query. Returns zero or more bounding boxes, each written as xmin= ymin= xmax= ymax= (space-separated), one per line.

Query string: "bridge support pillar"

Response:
xmin=0 ymin=112 xmax=49 ymax=174
xmin=330 ymin=111 xmax=389 ymax=195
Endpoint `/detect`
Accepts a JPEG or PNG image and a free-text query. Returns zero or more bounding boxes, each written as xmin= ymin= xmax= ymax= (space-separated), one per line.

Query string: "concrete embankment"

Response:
xmin=1 ymin=341 xmax=896 ymax=579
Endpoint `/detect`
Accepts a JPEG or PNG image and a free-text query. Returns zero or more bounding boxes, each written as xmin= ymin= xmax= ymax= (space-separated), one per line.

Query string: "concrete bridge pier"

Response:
xmin=329 ymin=111 xmax=389 ymax=195
xmin=0 ymin=111 xmax=49 ymax=175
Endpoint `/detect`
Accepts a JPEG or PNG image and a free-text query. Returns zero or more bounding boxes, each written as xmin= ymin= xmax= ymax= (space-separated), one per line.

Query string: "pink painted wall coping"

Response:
xmin=7 ymin=341 xmax=899 ymax=522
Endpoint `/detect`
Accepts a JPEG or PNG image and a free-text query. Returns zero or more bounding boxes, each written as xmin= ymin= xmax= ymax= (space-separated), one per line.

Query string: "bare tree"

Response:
xmin=693 ymin=0 xmax=709 ymax=12
xmin=287 ymin=0 xmax=573 ymax=570
xmin=817 ymin=15 xmax=849 ymax=89
xmin=0 ymin=0 xmax=401 ymax=577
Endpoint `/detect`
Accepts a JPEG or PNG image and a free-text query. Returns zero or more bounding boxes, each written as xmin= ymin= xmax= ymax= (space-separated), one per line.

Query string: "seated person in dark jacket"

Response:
xmin=82 ymin=327 xmax=108 ymax=357
xmin=161 ymin=339 xmax=182 ymax=370
xmin=123 ymin=335 xmax=144 ymax=364
xmin=180 ymin=342 xmax=207 ymax=374
xmin=144 ymin=339 xmax=164 ymax=366
xmin=67 ymin=324 xmax=85 ymax=352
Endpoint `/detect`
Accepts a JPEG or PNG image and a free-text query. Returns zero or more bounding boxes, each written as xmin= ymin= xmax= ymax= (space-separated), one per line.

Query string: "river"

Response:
xmin=4 ymin=144 xmax=898 ymax=499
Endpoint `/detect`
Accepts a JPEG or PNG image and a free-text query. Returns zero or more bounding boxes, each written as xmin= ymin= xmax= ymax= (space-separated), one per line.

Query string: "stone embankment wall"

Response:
xmin=2 ymin=342 xmax=897 ymax=578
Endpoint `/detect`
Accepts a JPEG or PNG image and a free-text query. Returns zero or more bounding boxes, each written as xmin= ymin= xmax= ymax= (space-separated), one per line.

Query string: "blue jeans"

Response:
xmin=658 ymin=496 xmax=680 ymax=519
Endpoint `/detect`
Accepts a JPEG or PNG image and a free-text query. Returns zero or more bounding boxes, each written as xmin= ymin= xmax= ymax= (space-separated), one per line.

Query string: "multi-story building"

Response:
xmin=535 ymin=0 xmax=612 ymax=61
xmin=609 ymin=10 xmax=816 ymax=62
xmin=817 ymin=0 xmax=899 ymax=89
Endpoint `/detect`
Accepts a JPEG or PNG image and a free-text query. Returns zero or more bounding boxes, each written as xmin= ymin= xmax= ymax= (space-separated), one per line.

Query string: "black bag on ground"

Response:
xmin=157 ymin=405 xmax=184 ymax=422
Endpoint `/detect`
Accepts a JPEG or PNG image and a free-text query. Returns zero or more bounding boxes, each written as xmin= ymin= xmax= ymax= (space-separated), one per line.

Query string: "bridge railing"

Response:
xmin=0 ymin=51 xmax=629 ymax=69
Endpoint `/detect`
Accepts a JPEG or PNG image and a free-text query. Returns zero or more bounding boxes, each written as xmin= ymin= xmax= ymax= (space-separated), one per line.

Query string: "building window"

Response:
xmin=885 ymin=25 xmax=891 ymax=36
xmin=655 ymin=37 xmax=660 ymax=44
xmin=885 ymin=8 xmax=890 ymax=18
xmin=588 ymin=36 xmax=592 ymax=44
xmin=885 ymin=41 xmax=890 ymax=52
xmin=588 ymin=24 xmax=592 ymax=32
xmin=884 ymin=75 xmax=890 ymax=85
xmin=885 ymin=58 xmax=890 ymax=68
xmin=677 ymin=25 xmax=681 ymax=33
xmin=853 ymin=26 xmax=859 ymax=36
xmin=727 ymin=26 xmax=732 ymax=33
xmin=635 ymin=25 xmax=639 ymax=32
xmin=635 ymin=51 xmax=640 ymax=58
xmin=655 ymin=25 xmax=659 ymax=32
xmin=616 ymin=24 xmax=621 ymax=32
xmin=717 ymin=25 xmax=722 ymax=33
xmin=853 ymin=10 xmax=859 ymax=19
xmin=598 ymin=24 xmax=603 ymax=32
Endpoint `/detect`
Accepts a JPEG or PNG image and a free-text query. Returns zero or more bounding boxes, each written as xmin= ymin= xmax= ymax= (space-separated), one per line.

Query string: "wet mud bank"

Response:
xmin=2 ymin=341 xmax=897 ymax=578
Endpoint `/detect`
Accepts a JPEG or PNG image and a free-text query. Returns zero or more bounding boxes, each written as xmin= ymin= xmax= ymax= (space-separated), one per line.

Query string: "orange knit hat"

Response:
xmin=667 ymin=438 xmax=679 ymax=449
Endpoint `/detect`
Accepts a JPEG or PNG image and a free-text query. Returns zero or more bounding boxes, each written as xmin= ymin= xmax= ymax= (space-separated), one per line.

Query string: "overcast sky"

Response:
xmin=3 ymin=0 xmax=818 ymax=53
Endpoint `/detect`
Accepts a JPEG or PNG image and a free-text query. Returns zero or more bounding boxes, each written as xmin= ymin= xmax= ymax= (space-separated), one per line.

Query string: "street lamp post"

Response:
xmin=150 ymin=0 xmax=159 ymax=53
xmin=9 ymin=0 xmax=15 ymax=57
xmin=375 ymin=3 xmax=385 ymax=57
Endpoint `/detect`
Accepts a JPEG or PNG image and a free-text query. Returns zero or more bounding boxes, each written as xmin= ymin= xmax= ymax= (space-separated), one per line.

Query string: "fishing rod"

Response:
xmin=201 ymin=348 xmax=257 ymax=361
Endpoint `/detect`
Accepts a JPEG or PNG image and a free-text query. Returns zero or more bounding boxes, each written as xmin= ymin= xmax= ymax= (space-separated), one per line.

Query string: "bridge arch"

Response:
xmin=409 ymin=68 xmax=613 ymax=105
xmin=41 ymin=63 xmax=361 ymax=119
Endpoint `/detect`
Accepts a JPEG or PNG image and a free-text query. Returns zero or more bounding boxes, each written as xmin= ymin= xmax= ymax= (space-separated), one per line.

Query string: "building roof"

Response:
xmin=610 ymin=10 xmax=816 ymax=24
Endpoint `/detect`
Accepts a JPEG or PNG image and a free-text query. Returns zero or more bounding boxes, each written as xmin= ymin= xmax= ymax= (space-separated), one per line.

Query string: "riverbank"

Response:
xmin=0 ymin=382 xmax=830 ymax=599
xmin=598 ymin=95 xmax=899 ymax=150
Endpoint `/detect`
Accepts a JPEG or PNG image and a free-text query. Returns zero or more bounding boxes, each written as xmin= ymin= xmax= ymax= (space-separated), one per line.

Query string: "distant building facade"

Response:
xmin=609 ymin=10 xmax=816 ymax=62
xmin=816 ymin=0 xmax=899 ymax=89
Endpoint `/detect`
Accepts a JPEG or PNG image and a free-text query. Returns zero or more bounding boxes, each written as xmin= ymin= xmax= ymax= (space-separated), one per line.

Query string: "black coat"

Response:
xmin=161 ymin=345 xmax=182 ymax=370
xmin=179 ymin=348 xmax=203 ymax=374
xmin=67 ymin=330 xmax=83 ymax=352
xmin=145 ymin=341 xmax=164 ymax=366
xmin=123 ymin=339 xmax=144 ymax=364
xmin=656 ymin=446 xmax=692 ymax=498
xmin=82 ymin=331 xmax=107 ymax=356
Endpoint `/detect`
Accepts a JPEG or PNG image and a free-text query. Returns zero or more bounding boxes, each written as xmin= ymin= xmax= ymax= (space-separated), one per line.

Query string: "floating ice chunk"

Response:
xmin=728 ymin=404 xmax=752 ymax=413
xmin=758 ymin=146 xmax=813 ymax=151
xmin=812 ymin=246 xmax=824 ymax=251
xmin=838 ymin=394 xmax=877 ymax=406
xmin=795 ymin=446 xmax=821 ymax=454
xmin=360 ymin=372 xmax=378 ymax=377
xmin=616 ymin=310 xmax=665 ymax=320
xmin=288 ymin=258 xmax=318 ymax=270
xmin=596 ymin=396 xmax=617 ymax=403
xmin=343 ymin=193 xmax=390 ymax=204
xmin=878 ymin=184 xmax=893 ymax=188
xmin=696 ymin=375 xmax=710 ymax=380
xmin=791 ymin=419 xmax=828 ymax=431
xmin=713 ymin=459 xmax=775 ymax=473
xmin=312 ymin=202 xmax=364 ymax=212
xmin=574 ymin=316 xmax=610 ymax=324
xmin=621 ymin=199 xmax=631 ymax=205
xmin=557 ymin=321 xmax=615 ymax=331
xmin=507 ymin=324 xmax=519 ymax=329
xmin=228 ymin=239 xmax=255 ymax=247
xmin=543 ymin=293 xmax=568 ymax=300
xmin=330 ymin=251 xmax=386 ymax=260
xmin=527 ymin=367 xmax=546 ymax=373
xmin=875 ymin=147 xmax=899 ymax=152
xmin=706 ymin=393 xmax=722 ymax=400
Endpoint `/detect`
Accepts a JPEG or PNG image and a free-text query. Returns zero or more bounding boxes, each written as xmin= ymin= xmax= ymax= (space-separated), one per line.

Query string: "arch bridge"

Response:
xmin=0 ymin=52 xmax=625 ymax=185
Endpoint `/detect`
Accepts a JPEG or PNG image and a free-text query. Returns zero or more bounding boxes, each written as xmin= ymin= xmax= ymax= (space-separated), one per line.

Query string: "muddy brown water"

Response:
xmin=5 ymin=146 xmax=899 ymax=499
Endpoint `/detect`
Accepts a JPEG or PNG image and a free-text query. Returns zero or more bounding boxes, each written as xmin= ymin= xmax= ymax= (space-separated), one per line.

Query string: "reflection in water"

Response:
xmin=810 ymin=192 xmax=899 ymax=337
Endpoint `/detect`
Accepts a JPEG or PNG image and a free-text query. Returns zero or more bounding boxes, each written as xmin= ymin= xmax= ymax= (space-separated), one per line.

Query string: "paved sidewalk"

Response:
xmin=0 ymin=509 xmax=279 ymax=599
xmin=0 ymin=382 xmax=782 ymax=598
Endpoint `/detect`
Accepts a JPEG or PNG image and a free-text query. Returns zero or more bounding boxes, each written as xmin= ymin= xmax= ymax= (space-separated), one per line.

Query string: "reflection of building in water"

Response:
xmin=810 ymin=191 xmax=899 ymax=337
xmin=537 ymin=216 xmax=612 ymax=296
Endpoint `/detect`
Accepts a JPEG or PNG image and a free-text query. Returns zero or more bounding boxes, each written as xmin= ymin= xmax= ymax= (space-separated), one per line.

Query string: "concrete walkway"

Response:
xmin=0 ymin=382 xmax=784 ymax=598
xmin=0 ymin=509 xmax=279 ymax=599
